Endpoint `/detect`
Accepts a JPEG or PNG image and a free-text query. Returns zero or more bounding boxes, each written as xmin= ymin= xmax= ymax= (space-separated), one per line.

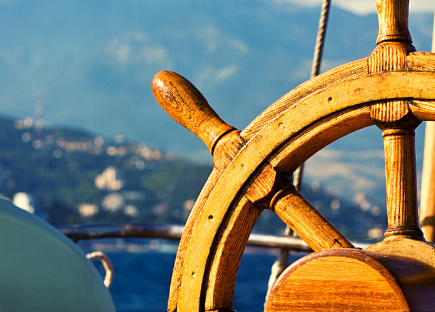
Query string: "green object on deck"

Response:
xmin=0 ymin=198 xmax=116 ymax=312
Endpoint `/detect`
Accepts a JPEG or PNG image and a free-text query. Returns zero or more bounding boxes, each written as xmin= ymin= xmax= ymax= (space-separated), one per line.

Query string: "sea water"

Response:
xmin=82 ymin=239 xmax=306 ymax=312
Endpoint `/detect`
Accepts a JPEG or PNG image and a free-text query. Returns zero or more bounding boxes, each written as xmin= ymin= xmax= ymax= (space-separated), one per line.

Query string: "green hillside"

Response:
xmin=0 ymin=114 xmax=387 ymax=241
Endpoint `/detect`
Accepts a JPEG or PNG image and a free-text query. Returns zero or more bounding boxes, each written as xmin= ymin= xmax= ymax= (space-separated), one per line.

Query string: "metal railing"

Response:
xmin=56 ymin=221 xmax=370 ymax=290
xmin=57 ymin=221 xmax=370 ymax=251
xmin=56 ymin=222 xmax=313 ymax=252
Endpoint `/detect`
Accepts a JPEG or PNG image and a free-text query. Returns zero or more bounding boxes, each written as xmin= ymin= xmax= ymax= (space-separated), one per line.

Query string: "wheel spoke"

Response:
xmin=242 ymin=164 xmax=353 ymax=252
xmin=382 ymin=127 xmax=423 ymax=239
xmin=270 ymin=185 xmax=353 ymax=251
xmin=367 ymin=0 xmax=425 ymax=239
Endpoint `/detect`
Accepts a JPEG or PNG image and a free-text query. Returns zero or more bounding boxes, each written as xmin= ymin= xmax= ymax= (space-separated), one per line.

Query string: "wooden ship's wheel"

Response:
xmin=152 ymin=0 xmax=435 ymax=311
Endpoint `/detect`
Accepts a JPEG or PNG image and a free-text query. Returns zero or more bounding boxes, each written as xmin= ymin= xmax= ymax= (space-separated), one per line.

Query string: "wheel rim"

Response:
xmin=173 ymin=65 xmax=435 ymax=311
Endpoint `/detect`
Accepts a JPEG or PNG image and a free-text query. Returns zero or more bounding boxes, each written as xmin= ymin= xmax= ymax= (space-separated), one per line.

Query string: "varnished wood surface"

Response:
xmin=368 ymin=15 xmax=422 ymax=240
xmin=382 ymin=128 xmax=422 ymax=238
xmin=270 ymin=106 xmax=373 ymax=172
xmin=158 ymin=61 xmax=435 ymax=311
xmin=418 ymin=18 xmax=435 ymax=242
xmin=366 ymin=238 xmax=435 ymax=269
xmin=240 ymin=58 xmax=369 ymax=141
xmin=421 ymin=119 xmax=435 ymax=241
xmin=408 ymin=52 xmax=435 ymax=71
xmin=368 ymin=9 xmax=419 ymax=239
xmin=167 ymin=167 xmax=223 ymax=312
xmin=271 ymin=185 xmax=353 ymax=251
xmin=152 ymin=72 xmax=246 ymax=311
xmin=204 ymin=197 xmax=261 ymax=310
xmin=265 ymin=249 xmax=435 ymax=312
xmin=369 ymin=42 xmax=411 ymax=73
xmin=243 ymin=164 xmax=352 ymax=251
xmin=375 ymin=0 xmax=412 ymax=44
xmin=242 ymin=50 xmax=435 ymax=142
xmin=152 ymin=71 xmax=235 ymax=154
xmin=408 ymin=100 xmax=435 ymax=121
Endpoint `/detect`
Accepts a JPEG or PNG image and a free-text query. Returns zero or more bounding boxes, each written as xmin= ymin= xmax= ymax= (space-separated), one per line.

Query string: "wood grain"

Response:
xmin=244 ymin=164 xmax=352 ymax=251
xmin=421 ymin=118 xmax=435 ymax=241
xmin=370 ymin=99 xmax=422 ymax=239
xmin=417 ymin=21 xmax=435 ymax=242
xmin=408 ymin=52 xmax=435 ymax=71
xmin=163 ymin=53 xmax=435 ymax=310
xmin=167 ymin=167 xmax=222 ymax=312
xmin=152 ymin=71 xmax=235 ymax=154
xmin=265 ymin=248 xmax=435 ymax=312
xmin=244 ymin=164 xmax=289 ymax=210
xmin=408 ymin=100 xmax=435 ymax=122
xmin=370 ymin=100 xmax=416 ymax=128
xmin=375 ymin=0 xmax=412 ymax=44
xmin=369 ymin=42 xmax=411 ymax=73
xmin=367 ymin=238 xmax=435 ymax=269
xmin=212 ymin=130 xmax=245 ymax=170
xmin=204 ymin=197 xmax=261 ymax=310
xmin=270 ymin=106 xmax=373 ymax=171
xmin=156 ymin=1 xmax=435 ymax=309
xmin=382 ymin=128 xmax=423 ymax=239
xmin=240 ymin=58 xmax=369 ymax=141
xmin=152 ymin=71 xmax=250 ymax=311
xmin=271 ymin=185 xmax=353 ymax=251
xmin=367 ymin=11 xmax=423 ymax=240
xmin=265 ymin=250 xmax=409 ymax=311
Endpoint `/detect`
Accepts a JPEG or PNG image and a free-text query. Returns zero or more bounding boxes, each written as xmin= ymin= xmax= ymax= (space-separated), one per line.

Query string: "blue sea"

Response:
xmin=79 ymin=239 xmax=307 ymax=312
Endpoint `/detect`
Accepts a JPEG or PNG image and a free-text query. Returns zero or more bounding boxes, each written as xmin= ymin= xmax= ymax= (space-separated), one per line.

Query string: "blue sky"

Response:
xmin=272 ymin=0 xmax=434 ymax=15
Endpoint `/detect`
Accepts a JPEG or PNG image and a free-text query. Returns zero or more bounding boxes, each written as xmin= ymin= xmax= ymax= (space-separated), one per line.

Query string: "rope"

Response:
xmin=265 ymin=0 xmax=331 ymax=302
xmin=310 ymin=0 xmax=331 ymax=79
xmin=293 ymin=0 xmax=331 ymax=190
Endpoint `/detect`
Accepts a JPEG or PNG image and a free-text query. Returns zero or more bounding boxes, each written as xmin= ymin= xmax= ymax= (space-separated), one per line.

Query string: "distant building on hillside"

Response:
xmin=102 ymin=193 xmax=124 ymax=212
xmin=56 ymin=139 xmax=92 ymax=152
xmin=12 ymin=192 xmax=46 ymax=219
xmin=13 ymin=192 xmax=35 ymax=214
xmin=78 ymin=203 xmax=98 ymax=217
xmin=95 ymin=166 xmax=123 ymax=191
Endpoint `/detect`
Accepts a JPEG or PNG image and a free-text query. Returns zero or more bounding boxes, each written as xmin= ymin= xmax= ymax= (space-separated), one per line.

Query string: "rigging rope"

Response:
xmin=310 ymin=0 xmax=331 ymax=79
xmin=265 ymin=0 xmax=332 ymax=301
xmin=294 ymin=0 xmax=331 ymax=191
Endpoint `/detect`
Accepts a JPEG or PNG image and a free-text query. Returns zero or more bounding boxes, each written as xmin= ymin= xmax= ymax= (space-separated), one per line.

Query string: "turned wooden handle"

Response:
xmin=271 ymin=186 xmax=354 ymax=252
xmin=152 ymin=71 xmax=235 ymax=154
xmin=383 ymin=128 xmax=423 ymax=239
xmin=376 ymin=0 xmax=411 ymax=44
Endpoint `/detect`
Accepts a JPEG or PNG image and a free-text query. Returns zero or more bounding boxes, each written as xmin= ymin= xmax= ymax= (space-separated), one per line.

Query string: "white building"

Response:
xmin=95 ymin=167 xmax=123 ymax=191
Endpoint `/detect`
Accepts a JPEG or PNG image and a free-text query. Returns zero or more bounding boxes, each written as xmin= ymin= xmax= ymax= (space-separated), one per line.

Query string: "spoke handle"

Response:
xmin=152 ymin=71 xmax=235 ymax=154
xmin=376 ymin=0 xmax=412 ymax=44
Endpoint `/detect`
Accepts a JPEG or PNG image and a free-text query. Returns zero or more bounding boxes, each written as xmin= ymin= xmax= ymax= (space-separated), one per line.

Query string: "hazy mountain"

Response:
xmin=0 ymin=0 xmax=432 ymax=157
xmin=0 ymin=0 xmax=433 ymax=209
